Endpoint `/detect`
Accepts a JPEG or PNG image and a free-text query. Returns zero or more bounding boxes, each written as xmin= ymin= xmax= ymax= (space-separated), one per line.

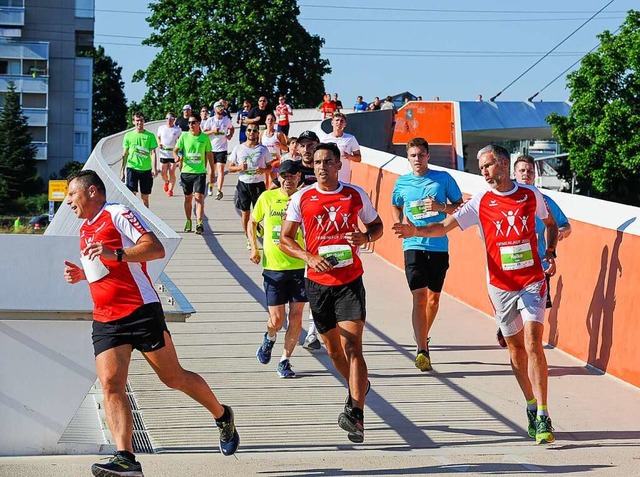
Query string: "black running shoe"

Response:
xmin=338 ymin=408 xmax=364 ymax=443
xmin=216 ymin=404 xmax=240 ymax=456
xmin=91 ymin=453 xmax=143 ymax=476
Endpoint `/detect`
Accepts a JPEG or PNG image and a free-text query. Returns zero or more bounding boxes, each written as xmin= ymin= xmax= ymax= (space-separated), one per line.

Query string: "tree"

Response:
xmin=88 ymin=46 xmax=128 ymax=148
xmin=0 ymin=82 xmax=39 ymax=200
xmin=133 ymin=0 xmax=331 ymax=119
xmin=547 ymin=10 xmax=640 ymax=205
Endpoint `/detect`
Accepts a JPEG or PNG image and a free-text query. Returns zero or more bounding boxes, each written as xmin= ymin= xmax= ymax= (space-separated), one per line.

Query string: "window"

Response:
xmin=23 ymin=60 xmax=47 ymax=77
xmin=74 ymin=79 xmax=90 ymax=93
xmin=28 ymin=126 xmax=46 ymax=142
xmin=22 ymin=93 xmax=46 ymax=108
xmin=74 ymin=132 xmax=88 ymax=146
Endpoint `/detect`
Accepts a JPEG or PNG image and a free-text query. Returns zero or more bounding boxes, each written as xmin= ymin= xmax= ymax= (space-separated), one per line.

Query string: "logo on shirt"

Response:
xmin=493 ymin=208 xmax=529 ymax=237
xmin=314 ymin=205 xmax=352 ymax=233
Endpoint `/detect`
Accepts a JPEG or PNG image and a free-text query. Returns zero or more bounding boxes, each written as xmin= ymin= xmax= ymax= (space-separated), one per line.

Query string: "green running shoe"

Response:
xmin=91 ymin=453 xmax=143 ymax=476
xmin=535 ymin=415 xmax=555 ymax=444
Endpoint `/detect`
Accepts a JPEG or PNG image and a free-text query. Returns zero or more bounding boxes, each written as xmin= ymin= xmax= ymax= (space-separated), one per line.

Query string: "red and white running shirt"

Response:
xmin=285 ymin=182 xmax=379 ymax=286
xmin=80 ymin=203 xmax=159 ymax=322
xmin=453 ymin=183 xmax=549 ymax=291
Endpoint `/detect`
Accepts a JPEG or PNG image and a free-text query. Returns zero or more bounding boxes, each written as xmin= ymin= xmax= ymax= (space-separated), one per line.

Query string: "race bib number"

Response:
xmin=272 ymin=225 xmax=281 ymax=244
xmin=500 ymin=243 xmax=534 ymax=271
xmin=279 ymin=114 xmax=287 ymax=122
xmin=318 ymin=244 xmax=353 ymax=268
xmin=409 ymin=199 xmax=438 ymax=220
xmin=186 ymin=153 xmax=201 ymax=164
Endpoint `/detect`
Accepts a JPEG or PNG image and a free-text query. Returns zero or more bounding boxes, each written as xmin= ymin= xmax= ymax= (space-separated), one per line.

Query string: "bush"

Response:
xmin=11 ymin=194 xmax=49 ymax=215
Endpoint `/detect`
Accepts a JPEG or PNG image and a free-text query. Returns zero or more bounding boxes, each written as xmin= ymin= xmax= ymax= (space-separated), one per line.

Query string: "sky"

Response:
xmin=94 ymin=0 xmax=637 ymax=108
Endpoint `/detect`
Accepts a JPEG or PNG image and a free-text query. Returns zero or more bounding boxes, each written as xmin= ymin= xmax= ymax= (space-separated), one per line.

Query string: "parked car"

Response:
xmin=29 ymin=215 xmax=49 ymax=231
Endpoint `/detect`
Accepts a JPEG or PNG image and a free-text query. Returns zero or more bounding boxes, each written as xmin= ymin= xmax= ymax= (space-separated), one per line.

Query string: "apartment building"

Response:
xmin=0 ymin=0 xmax=94 ymax=179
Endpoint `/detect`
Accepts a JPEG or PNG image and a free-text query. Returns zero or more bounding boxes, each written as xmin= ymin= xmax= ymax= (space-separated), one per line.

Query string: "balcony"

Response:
xmin=0 ymin=41 xmax=49 ymax=61
xmin=0 ymin=75 xmax=48 ymax=93
xmin=0 ymin=2 xmax=25 ymax=27
xmin=23 ymin=108 xmax=47 ymax=126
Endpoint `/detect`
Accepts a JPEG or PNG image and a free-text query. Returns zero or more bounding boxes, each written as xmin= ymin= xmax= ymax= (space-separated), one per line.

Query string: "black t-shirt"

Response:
xmin=175 ymin=116 xmax=190 ymax=131
xmin=247 ymin=106 xmax=272 ymax=126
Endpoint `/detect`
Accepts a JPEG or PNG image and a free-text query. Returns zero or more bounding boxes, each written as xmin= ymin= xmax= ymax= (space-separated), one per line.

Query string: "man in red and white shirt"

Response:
xmin=63 ymin=170 xmax=239 ymax=475
xmin=393 ymin=144 xmax=559 ymax=445
xmin=280 ymin=143 xmax=383 ymax=444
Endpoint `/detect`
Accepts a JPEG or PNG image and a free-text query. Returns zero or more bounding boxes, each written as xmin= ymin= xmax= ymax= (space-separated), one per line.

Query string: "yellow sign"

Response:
xmin=48 ymin=180 xmax=68 ymax=202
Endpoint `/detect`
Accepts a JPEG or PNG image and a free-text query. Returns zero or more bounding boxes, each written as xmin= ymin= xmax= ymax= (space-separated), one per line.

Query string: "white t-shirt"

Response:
xmin=228 ymin=143 xmax=272 ymax=184
xmin=322 ymin=132 xmax=361 ymax=183
xmin=203 ymin=115 xmax=233 ymax=152
xmin=156 ymin=124 xmax=182 ymax=159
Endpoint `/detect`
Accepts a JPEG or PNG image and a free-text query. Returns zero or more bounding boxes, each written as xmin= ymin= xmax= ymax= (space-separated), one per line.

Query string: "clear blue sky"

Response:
xmin=95 ymin=0 xmax=636 ymax=107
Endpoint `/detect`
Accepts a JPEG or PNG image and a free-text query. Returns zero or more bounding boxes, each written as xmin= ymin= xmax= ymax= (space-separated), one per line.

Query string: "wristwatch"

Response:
xmin=116 ymin=248 xmax=124 ymax=262
xmin=365 ymin=232 xmax=372 ymax=243
xmin=546 ymin=248 xmax=557 ymax=258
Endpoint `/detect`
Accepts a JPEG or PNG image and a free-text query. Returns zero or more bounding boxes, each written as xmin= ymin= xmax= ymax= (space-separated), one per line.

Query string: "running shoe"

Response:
xmin=535 ymin=415 xmax=555 ymax=444
xmin=338 ymin=408 xmax=364 ymax=443
xmin=215 ymin=190 xmax=223 ymax=200
xmin=302 ymin=333 xmax=321 ymax=350
xmin=163 ymin=182 xmax=169 ymax=192
xmin=497 ymin=329 xmax=507 ymax=348
xmin=246 ymin=239 xmax=251 ymax=250
xmin=256 ymin=333 xmax=275 ymax=364
xmin=215 ymin=404 xmax=240 ymax=456
xmin=527 ymin=409 xmax=537 ymax=439
xmin=91 ymin=453 xmax=143 ymax=477
xmin=276 ymin=359 xmax=296 ymax=378
xmin=415 ymin=349 xmax=432 ymax=372
xmin=207 ymin=184 xmax=214 ymax=196
xmin=167 ymin=190 xmax=173 ymax=197
xmin=184 ymin=219 xmax=192 ymax=233
xmin=195 ymin=221 xmax=204 ymax=235
xmin=256 ymin=223 xmax=264 ymax=238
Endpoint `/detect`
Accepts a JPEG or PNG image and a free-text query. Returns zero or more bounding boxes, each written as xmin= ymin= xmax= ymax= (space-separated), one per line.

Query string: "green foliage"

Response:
xmin=133 ymin=0 xmax=331 ymax=118
xmin=0 ymin=82 xmax=40 ymax=202
xmin=11 ymin=193 xmax=48 ymax=215
xmin=547 ymin=10 xmax=640 ymax=205
xmin=86 ymin=46 xmax=128 ymax=147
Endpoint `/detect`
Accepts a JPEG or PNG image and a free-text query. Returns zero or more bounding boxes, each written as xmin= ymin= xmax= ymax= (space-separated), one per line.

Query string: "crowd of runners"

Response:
xmin=67 ymin=94 xmax=570 ymax=476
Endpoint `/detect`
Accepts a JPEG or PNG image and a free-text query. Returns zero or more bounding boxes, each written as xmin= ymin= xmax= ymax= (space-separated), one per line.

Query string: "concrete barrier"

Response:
xmin=352 ymin=146 xmax=640 ymax=388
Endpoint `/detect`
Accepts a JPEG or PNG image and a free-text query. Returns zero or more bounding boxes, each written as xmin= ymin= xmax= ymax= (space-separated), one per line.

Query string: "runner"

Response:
xmin=156 ymin=112 xmax=182 ymax=197
xmin=260 ymin=113 xmax=288 ymax=185
xmin=173 ymin=115 xmax=213 ymax=235
xmin=275 ymin=95 xmax=293 ymax=136
xmin=202 ymin=101 xmax=234 ymax=200
xmin=495 ymin=154 xmax=573 ymax=346
xmin=322 ymin=112 xmax=361 ymax=183
xmin=249 ymin=160 xmax=307 ymax=378
xmin=391 ymin=137 xmax=463 ymax=371
xmin=121 ymin=112 xmax=158 ymax=209
xmin=280 ymin=142 xmax=384 ymax=443
xmin=63 ymin=170 xmax=239 ymax=477
xmin=392 ymin=144 xmax=559 ymax=445
xmin=228 ymin=125 xmax=273 ymax=249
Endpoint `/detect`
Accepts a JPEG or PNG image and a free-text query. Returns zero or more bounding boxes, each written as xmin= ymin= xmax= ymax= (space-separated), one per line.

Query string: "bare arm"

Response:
xmin=344 ymin=149 xmax=362 ymax=163
xmin=391 ymin=204 xmax=403 ymax=225
xmin=279 ymin=220 xmax=334 ymax=273
xmin=558 ymin=222 xmax=572 ymax=241
xmin=151 ymin=149 xmax=158 ymax=177
xmin=392 ymin=215 xmax=460 ymax=239
xmin=248 ymin=216 xmax=261 ymax=264
xmin=82 ymin=231 xmax=165 ymax=263
xmin=344 ymin=215 xmax=383 ymax=247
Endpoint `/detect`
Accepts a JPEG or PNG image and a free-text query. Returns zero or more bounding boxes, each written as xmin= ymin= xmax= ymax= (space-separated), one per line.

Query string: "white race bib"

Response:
xmin=500 ymin=242 xmax=534 ymax=270
xmin=318 ymin=244 xmax=353 ymax=268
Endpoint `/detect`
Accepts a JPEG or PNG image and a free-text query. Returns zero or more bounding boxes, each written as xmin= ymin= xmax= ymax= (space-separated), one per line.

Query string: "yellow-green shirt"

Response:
xmin=176 ymin=132 xmax=211 ymax=174
xmin=252 ymin=189 xmax=305 ymax=270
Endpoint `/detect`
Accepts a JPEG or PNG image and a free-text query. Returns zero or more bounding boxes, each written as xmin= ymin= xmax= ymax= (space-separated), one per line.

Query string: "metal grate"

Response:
xmin=126 ymin=382 xmax=154 ymax=454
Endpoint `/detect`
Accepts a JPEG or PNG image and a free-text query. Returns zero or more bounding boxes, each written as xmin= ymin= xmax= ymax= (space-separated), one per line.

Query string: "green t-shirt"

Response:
xmin=252 ymin=189 xmax=305 ymax=271
xmin=122 ymin=130 xmax=158 ymax=171
xmin=176 ymin=132 xmax=212 ymax=174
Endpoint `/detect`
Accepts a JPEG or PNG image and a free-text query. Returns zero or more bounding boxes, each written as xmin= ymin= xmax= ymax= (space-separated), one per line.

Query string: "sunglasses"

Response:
xmin=188 ymin=121 xmax=198 ymax=125
xmin=246 ymin=129 xmax=259 ymax=133
xmin=166 ymin=117 xmax=175 ymax=120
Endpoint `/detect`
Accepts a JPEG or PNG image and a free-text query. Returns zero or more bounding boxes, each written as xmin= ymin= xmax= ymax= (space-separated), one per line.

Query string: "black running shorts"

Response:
xmin=126 ymin=168 xmax=153 ymax=195
xmin=404 ymin=250 xmax=450 ymax=292
xmin=305 ymin=276 xmax=366 ymax=334
xmin=92 ymin=302 xmax=170 ymax=357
